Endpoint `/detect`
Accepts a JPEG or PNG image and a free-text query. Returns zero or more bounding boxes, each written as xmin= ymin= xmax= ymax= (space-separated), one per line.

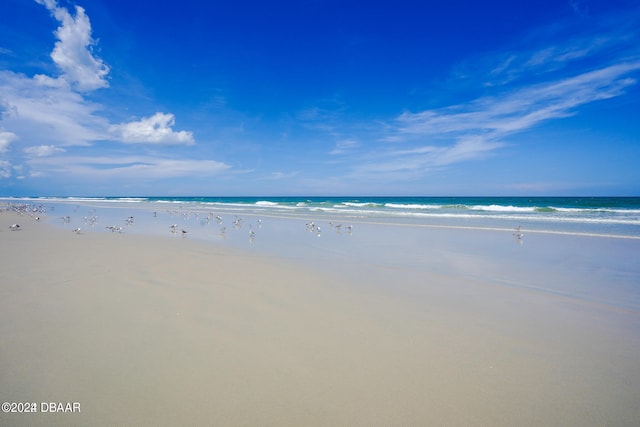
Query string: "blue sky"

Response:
xmin=1 ymin=0 xmax=639 ymax=196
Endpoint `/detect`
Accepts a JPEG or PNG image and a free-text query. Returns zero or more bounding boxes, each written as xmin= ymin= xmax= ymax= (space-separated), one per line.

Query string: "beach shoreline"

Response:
xmin=2 ymin=202 xmax=640 ymax=426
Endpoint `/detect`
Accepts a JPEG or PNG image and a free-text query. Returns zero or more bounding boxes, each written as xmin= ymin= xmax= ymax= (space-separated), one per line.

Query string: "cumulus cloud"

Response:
xmin=0 ymin=1 xmax=214 ymax=189
xmin=24 ymin=144 xmax=66 ymax=157
xmin=0 ymin=130 xmax=18 ymax=153
xmin=35 ymin=0 xmax=109 ymax=92
xmin=110 ymin=113 xmax=195 ymax=145
xmin=0 ymin=0 xmax=112 ymax=149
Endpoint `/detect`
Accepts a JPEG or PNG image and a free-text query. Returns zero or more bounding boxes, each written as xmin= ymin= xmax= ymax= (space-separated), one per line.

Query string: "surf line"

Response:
xmin=338 ymin=220 xmax=640 ymax=240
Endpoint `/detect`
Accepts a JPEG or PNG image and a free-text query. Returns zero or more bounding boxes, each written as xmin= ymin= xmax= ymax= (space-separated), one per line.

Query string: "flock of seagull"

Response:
xmin=305 ymin=221 xmax=353 ymax=237
xmin=164 ymin=210 xmax=266 ymax=243
xmin=1 ymin=202 xmax=358 ymax=245
xmin=2 ymin=202 xmax=524 ymax=244
xmin=1 ymin=202 xmax=45 ymax=231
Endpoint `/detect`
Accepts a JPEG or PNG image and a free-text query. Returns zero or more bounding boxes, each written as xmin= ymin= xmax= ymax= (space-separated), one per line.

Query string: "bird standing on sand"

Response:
xmin=513 ymin=226 xmax=524 ymax=240
xmin=9 ymin=224 xmax=21 ymax=230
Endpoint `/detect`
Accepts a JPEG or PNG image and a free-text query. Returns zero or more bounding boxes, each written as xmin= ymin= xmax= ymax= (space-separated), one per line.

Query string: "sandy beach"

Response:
xmin=2 ymin=204 xmax=640 ymax=426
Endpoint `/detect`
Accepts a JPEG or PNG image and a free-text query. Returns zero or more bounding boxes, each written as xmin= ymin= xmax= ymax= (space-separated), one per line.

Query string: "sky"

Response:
xmin=0 ymin=0 xmax=639 ymax=196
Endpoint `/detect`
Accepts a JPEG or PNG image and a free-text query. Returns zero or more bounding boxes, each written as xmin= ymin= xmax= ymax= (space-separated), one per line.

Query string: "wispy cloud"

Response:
xmin=454 ymin=6 xmax=639 ymax=90
xmin=569 ymin=0 xmax=589 ymax=18
xmin=329 ymin=138 xmax=359 ymax=155
xmin=395 ymin=61 xmax=640 ymax=139
xmin=359 ymin=39 xmax=640 ymax=180
xmin=24 ymin=144 xmax=66 ymax=157
xmin=350 ymin=136 xmax=503 ymax=179
xmin=0 ymin=70 xmax=110 ymax=146
xmin=110 ymin=113 xmax=195 ymax=145
xmin=262 ymin=171 xmax=299 ymax=180
xmin=0 ymin=130 xmax=17 ymax=153
xmin=27 ymin=155 xmax=229 ymax=180
xmin=0 ymin=160 xmax=12 ymax=178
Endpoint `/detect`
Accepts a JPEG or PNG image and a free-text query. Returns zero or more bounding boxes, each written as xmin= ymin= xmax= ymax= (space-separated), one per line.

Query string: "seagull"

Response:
xmin=9 ymin=224 xmax=21 ymax=230
xmin=72 ymin=227 xmax=82 ymax=234
xmin=513 ymin=226 xmax=524 ymax=240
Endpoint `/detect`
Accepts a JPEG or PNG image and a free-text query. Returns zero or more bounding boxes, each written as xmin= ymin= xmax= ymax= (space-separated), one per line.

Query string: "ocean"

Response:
xmin=12 ymin=195 xmax=640 ymax=239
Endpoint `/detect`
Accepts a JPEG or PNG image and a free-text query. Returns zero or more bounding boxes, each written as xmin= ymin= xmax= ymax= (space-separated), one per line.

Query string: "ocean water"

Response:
xmin=14 ymin=195 xmax=640 ymax=238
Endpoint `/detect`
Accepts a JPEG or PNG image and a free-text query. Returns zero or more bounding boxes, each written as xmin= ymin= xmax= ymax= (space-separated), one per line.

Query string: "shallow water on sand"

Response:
xmin=37 ymin=199 xmax=640 ymax=312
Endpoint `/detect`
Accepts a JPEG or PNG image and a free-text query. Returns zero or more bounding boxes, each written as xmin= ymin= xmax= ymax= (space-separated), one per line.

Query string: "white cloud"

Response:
xmin=329 ymin=139 xmax=359 ymax=155
xmin=0 ymin=70 xmax=109 ymax=146
xmin=27 ymin=155 xmax=229 ymax=180
xmin=0 ymin=130 xmax=18 ymax=153
xmin=24 ymin=144 xmax=66 ymax=157
xmin=0 ymin=2 xmax=215 ymax=190
xmin=35 ymin=0 xmax=109 ymax=92
xmin=110 ymin=113 xmax=195 ymax=145
xmin=0 ymin=160 xmax=11 ymax=178
xmin=455 ymin=8 xmax=640 ymax=89
xmin=395 ymin=61 xmax=640 ymax=140
xmin=351 ymin=136 xmax=503 ymax=179
xmin=263 ymin=171 xmax=299 ymax=180
xmin=0 ymin=0 xmax=112 ymax=148
xmin=361 ymin=59 xmax=640 ymax=181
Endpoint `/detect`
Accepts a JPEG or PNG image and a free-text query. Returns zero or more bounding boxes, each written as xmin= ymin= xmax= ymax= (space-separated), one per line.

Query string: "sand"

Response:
xmin=1 ymin=207 xmax=640 ymax=426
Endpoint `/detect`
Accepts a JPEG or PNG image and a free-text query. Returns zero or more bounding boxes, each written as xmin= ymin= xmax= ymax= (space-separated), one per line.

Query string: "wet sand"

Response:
xmin=1 ymin=207 xmax=640 ymax=426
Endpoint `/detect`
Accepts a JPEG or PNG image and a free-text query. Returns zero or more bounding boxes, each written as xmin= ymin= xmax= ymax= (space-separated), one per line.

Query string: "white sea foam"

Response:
xmin=385 ymin=203 xmax=443 ymax=209
xmin=470 ymin=204 xmax=537 ymax=212
xmin=340 ymin=202 xmax=382 ymax=208
xmin=553 ymin=206 xmax=640 ymax=214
